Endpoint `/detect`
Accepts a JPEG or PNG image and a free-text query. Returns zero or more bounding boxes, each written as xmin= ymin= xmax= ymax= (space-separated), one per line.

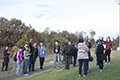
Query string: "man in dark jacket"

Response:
xmin=72 ymin=44 xmax=78 ymax=67
xmin=68 ymin=41 xmax=73 ymax=64
xmin=2 ymin=46 xmax=10 ymax=71
xmin=29 ymin=39 xmax=38 ymax=71
xmin=54 ymin=40 xmax=61 ymax=69
xmin=63 ymin=43 xmax=70 ymax=69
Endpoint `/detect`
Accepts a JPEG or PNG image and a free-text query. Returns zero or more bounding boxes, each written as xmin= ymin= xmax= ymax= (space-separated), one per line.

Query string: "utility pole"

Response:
xmin=116 ymin=0 xmax=120 ymax=50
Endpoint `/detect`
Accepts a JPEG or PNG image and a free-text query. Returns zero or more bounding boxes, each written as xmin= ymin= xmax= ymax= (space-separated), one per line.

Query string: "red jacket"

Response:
xmin=102 ymin=37 xmax=112 ymax=50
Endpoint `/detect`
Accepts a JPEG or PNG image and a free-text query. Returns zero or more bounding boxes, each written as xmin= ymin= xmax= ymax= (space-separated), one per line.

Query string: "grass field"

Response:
xmin=0 ymin=51 xmax=120 ymax=80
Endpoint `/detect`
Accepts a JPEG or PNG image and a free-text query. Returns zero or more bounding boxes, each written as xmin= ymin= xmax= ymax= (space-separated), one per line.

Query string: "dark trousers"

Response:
xmin=2 ymin=58 xmax=9 ymax=71
xmin=70 ymin=55 xmax=72 ymax=64
xmin=98 ymin=61 xmax=103 ymax=69
xmin=73 ymin=55 xmax=77 ymax=66
xmin=22 ymin=60 xmax=25 ymax=73
xmin=29 ymin=57 xmax=36 ymax=71
xmin=39 ymin=57 xmax=45 ymax=69
xmin=105 ymin=50 xmax=111 ymax=62
xmin=78 ymin=59 xmax=88 ymax=75
xmin=65 ymin=55 xmax=70 ymax=69
xmin=87 ymin=61 xmax=89 ymax=71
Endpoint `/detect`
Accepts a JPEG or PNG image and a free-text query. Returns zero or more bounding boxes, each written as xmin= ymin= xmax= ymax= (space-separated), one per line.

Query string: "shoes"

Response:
xmin=16 ymin=74 xmax=21 ymax=76
xmin=104 ymin=62 xmax=107 ymax=65
xmin=24 ymin=74 xmax=29 ymax=76
xmin=108 ymin=62 xmax=110 ymax=65
xmin=98 ymin=69 xmax=102 ymax=73
xmin=54 ymin=67 xmax=56 ymax=68
xmin=79 ymin=75 xmax=81 ymax=77
xmin=84 ymin=75 xmax=88 ymax=77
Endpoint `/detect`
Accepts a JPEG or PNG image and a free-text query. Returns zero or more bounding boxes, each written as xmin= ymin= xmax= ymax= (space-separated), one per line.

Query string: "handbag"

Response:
xmin=89 ymin=57 xmax=93 ymax=62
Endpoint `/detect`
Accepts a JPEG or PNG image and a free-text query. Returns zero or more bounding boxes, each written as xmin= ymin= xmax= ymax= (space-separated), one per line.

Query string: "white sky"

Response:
xmin=0 ymin=0 xmax=119 ymax=39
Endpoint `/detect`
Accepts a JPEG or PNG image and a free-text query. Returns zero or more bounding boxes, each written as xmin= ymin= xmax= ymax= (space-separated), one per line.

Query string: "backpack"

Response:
xmin=65 ymin=46 xmax=73 ymax=55
xmin=13 ymin=52 xmax=17 ymax=61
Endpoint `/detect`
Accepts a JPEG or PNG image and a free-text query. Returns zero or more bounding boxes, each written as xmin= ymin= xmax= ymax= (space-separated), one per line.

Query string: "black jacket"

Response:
xmin=29 ymin=43 xmax=38 ymax=58
xmin=87 ymin=42 xmax=92 ymax=59
xmin=54 ymin=45 xmax=61 ymax=54
xmin=96 ymin=44 xmax=104 ymax=61
xmin=4 ymin=50 xmax=10 ymax=58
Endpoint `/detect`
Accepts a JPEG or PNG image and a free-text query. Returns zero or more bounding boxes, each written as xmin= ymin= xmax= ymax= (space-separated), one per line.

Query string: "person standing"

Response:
xmin=84 ymin=40 xmax=92 ymax=72
xmin=38 ymin=41 xmax=47 ymax=70
xmin=54 ymin=40 xmax=61 ymax=69
xmin=12 ymin=46 xmax=18 ymax=70
xmin=63 ymin=43 xmax=71 ymax=70
xmin=72 ymin=43 xmax=78 ymax=67
xmin=96 ymin=40 xmax=104 ymax=72
xmin=1 ymin=46 xmax=10 ymax=71
xmin=68 ymin=41 xmax=73 ymax=64
xmin=16 ymin=47 xmax=23 ymax=76
xmin=22 ymin=44 xmax=28 ymax=73
xmin=102 ymin=35 xmax=112 ymax=65
xmin=23 ymin=46 xmax=31 ymax=76
xmin=77 ymin=38 xmax=89 ymax=77
xmin=29 ymin=39 xmax=38 ymax=72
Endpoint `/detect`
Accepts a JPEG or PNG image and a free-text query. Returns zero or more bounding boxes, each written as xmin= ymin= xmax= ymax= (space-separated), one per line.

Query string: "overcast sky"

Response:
xmin=0 ymin=0 xmax=119 ymax=39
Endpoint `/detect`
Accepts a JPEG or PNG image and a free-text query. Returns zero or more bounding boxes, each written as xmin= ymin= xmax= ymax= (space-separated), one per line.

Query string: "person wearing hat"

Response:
xmin=54 ymin=40 xmax=61 ymax=69
xmin=38 ymin=41 xmax=47 ymax=70
xmin=16 ymin=47 xmax=23 ymax=76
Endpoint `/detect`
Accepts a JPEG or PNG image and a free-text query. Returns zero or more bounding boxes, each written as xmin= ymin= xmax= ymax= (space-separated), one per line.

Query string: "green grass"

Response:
xmin=0 ymin=51 xmax=120 ymax=80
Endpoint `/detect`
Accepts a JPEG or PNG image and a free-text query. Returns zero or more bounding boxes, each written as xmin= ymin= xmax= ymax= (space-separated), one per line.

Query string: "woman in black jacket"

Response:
xmin=96 ymin=40 xmax=104 ymax=73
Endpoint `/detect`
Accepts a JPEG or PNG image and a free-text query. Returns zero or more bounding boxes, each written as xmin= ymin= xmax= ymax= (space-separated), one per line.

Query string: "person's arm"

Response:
xmin=88 ymin=42 xmax=92 ymax=49
xmin=102 ymin=37 xmax=107 ymax=43
xmin=44 ymin=47 xmax=47 ymax=57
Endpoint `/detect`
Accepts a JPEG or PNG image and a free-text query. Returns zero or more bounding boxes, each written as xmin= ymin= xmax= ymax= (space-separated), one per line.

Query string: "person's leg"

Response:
xmin=78 ymin=60 xmax=83 ymax=75
xmin=87 ymin=61 xmax=89 ymax=72
xmin=5 ymin=58 xmax=9 ymax=71
xmin=104 ymin=50 xmax=108 ymax=64
xmin=40 ymin=57 xmax=42 ymax=69
xmin=32 ymin=58 xmax=36 ymax=71
xmin=58 ymin=54 xmax=60 ymax=68
xmin=62 ymin=55 xmax=65 ymax=64
xmin=65 ymin=55 xmax=67 ymax=69
xmin=108 ymin=50 xmax=111 ymax=63
xmin=73 ymin=55 xmax=77 ymax=66
xmin=16 ymin=61 xmax=21 ymax=75
xmin=39 ymin=57 xmax=41 ymax=69
xmin=70 ymin=55 xmax=72 ymax=64
xmin=83 ymin=59 xmax=88 ymax=76
xmin=68 ymin=56 xmax=70 ymax=69
xmin=24 ymin=60 xmax=27 ymax=74
xmin=54 ymin=54 xmax=57 ymax=68
xmin=29 ymin=57 xmax=32 ymax=71
xmin=99 ymin=61 xmax=103 ymax=72
xmin=41 ymin=57 xmax=45 ymax=69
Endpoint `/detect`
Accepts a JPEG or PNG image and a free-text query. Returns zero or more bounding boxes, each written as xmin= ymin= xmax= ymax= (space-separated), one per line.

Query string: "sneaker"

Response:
xmin=54 ymin=67 xmax=56 ymax=68
xmin=99 ymin=70 xmax=103 ymax=73
xmin=24 ymin=74 xmax=29 ymax=76
xmin=97 ymin=69 xmax=100 ymax=72
xmin=16 ymin=74 xmax=21 ymax=76
xmin=108 ymin=62 xmax=110 ymax=65
xmin=84 ymin=75 xmax=88 ymax=77
xmin=79 ymin=75 xmax=81 ymax=77
xmin=104 ymin=62 xmax=107 ymax=65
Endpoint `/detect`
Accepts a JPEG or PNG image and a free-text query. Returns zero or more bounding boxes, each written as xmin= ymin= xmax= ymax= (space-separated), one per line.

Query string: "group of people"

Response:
xmin=1 ymin=35 xmax=112 ymax=77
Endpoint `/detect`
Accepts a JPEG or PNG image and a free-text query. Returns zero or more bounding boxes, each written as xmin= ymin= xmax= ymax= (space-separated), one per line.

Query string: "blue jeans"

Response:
xmin=16 ymin=61 xmax=22 ymax=75
xmin=54 ymin=54 xmax=60 ymax=68
xmin=23 ymin=60 xmax=29 ymax=74
xmin=73 ymin=55 xmax=77 ymax=66
xmin=78 ymin=59 xmax=89 ymax=75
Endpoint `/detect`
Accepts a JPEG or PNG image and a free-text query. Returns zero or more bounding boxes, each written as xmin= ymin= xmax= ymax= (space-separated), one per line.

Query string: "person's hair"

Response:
xmin=26 ymin=46 xmax=29 ymax=48
xmin=78 ymin=38 xmax=84 ymax=43
xmin=55 ymin=40 xmax=59 ymax=43
xmin=65 ymin=43 xmax=68 ymax=46
xmin=40 ymin=41 xmax=43 ymax=43
xmin=19 ymin=47 xmax=23 ymax=49
xmin=107 ymin=36 xmax=111 ymax=42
